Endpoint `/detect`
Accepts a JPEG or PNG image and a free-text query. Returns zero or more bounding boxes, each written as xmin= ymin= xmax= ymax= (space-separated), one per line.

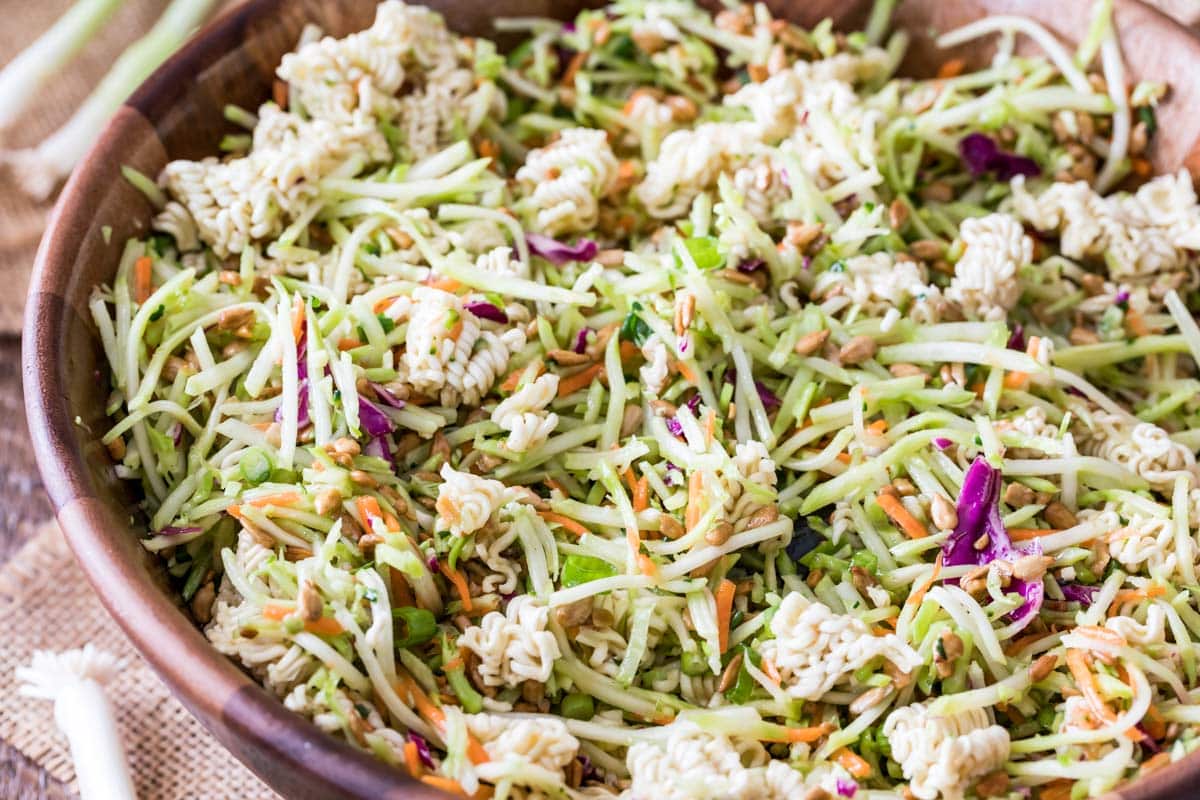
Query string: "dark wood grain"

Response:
xmin=0 ymin=334 xmax=69 ymax=800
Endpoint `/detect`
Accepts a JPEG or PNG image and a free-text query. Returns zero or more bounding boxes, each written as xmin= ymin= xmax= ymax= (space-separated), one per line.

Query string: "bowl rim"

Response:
xmin=22 ymin=2 xmax=451 ymax=797
xmin=21 ymin=0 xmax=1200 ymax=798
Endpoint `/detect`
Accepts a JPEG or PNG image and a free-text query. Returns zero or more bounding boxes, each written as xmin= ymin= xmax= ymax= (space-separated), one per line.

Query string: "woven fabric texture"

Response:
xmin=0 ymin=522 xmax=277 ymax=799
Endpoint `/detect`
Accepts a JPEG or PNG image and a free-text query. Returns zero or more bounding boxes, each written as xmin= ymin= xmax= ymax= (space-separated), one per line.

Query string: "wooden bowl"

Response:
xmin=22 ymin=0 xmax=1200 ymax=797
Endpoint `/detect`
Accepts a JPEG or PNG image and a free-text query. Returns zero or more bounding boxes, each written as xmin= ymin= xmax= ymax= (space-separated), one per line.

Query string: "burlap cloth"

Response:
xmin=0 ymin=522 xmax=278 ymax=799
xmin=0 ymin=0 xmax=238 ymax=335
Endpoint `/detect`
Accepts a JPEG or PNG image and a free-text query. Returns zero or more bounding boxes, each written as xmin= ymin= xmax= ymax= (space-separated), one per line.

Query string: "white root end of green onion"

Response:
xmin=16 ymin=645 xmax=136 ymax=800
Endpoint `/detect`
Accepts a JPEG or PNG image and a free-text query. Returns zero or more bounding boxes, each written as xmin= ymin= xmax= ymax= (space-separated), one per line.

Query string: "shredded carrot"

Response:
xmin=372 ymin=296 xmax=397 ymax=314
xmin=715 ymin=578 xmax=735 ymax=654
xmin=1126 ymin=309 xmax=1150 ymax=337
xmin=561 ymin=50 xmax=587 ymax=86
xmin=398 ymin=675 xmax=489 ymax=764
xmin=1066 ymin=648 xmax=1118 ymax=723
xmin=337 ymin=337 xmax=364 ymax=351
xmin=1004 ymin=371 xmax=1030 ymax=390
xmin=676 ymin=361 xmax=698 ymax=384
xmin=685 ymin=471 xmax=706 ymax=532
xmin=134 ymin=256 xmax=154 ymax=304
xmin=1109 ymin=585 xmax=1166 ymax=608
xmin=876 ymin=490 xmax=928 ymax=539
xmin=1143 ymin=704 xmax=1167 ymax=740
xmin=291 ymin=294 xmax=305 ymax=344
xmin=1131 ymin=156 xmax=1152 ymax=178
xmin=437 ymin=560 xmax=473 ymax=612
xmin=704 ymin=409 xmax=716 ymax=446
xmin=356 ymin=495 xmax=400 ymax=532
xmin=500 ymin=363 xmax=544 ymax=393
xmin=537 ymin=510 xmax=590 ymax=537
xmin=937 ymin=58 xmax=965 ymax=79
xmin=637 ymin=552 xmax=657 ymax=577
xmin=301 ymin=616 xmax=344 ymax=636
xmin=262 ymin=603 xmax=344 ymax=636
xmin=622 ymin=466 xmax=637 ymax=493
xmin=833 ymin=748 xmax=871 ymax=779
xmin=904 ymin=551 xmax=943 ymax=610
xmin=245 ymin=492 xmax=302 ymax=508
xmin=1037 ymin=781 xmax=1074 ymax=800
xmin=632 ymin=476 xmax=649 ymax=512
xmin=1004 ymin=630 xmax=1047 ymax=657
xmin=835 ymin=452 xmax=852 ymax=464
xmin=389 ymin=565 xmax=415 ymax=609
xmin=619 ymin=340 xmax=640 ymax=362
xmin=477 ymin=138 xmax=499 ymax=161
xmin=448 ymin=320 xmax=464 ymax=340
xmin=404 ymin=740 xmax=423 ymax=777
xmin=557 ymin=363 xmax=605 ymax=398
xmin=424 ymin=276 xmax=461 ymax=293
xmin=867 ymin=419 xmax=888 ymax=434
xmin=781 ymin=722 xmax=834 ymax=744
xmin=544 ymin=477 xmax=566 ymax=494
xmin=419 ymin=775 xmax=468 ymax=796
xmin=1008 ymin=527 xmax=1064 ymax=541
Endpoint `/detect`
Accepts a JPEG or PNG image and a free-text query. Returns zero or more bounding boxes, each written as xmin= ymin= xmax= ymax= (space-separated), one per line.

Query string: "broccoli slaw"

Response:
xmin=91 ymin=1 xmax=1200 ymax=797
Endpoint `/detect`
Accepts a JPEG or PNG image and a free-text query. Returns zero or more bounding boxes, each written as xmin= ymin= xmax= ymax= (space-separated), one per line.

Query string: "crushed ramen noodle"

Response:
xmin=93 ymin=0 xmax=1200 ymax=796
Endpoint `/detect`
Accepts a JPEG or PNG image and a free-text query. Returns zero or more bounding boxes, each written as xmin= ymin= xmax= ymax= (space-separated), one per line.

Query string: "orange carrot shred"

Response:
xmin=556 ymin=363 xmax=605 ymax=398
xmin=291 ymin=294 xmax=305 ymax=344
xmin=337 ymin=337 xmax=364 ymax=351
xmin=246 ymin=492 xmax=303 ymax=508
xmin=436 ymin=560 xmax=473 ymax=612
xmin=537 ymin=511 xmax=590 ymax=537
xmin=677 ymin=361 xmax=698 ymax=384
xmin=1003 ymin=371 xmax=1029 ymax=390
xmin=1066 ymin=648 xmax=1118 ymax=723
xmin=632 ymin=476 xmax=649 ymax=513
xmin=424 ymin=276 xmax=461 ymax=293
xmin=905 ymin=551 xmax=943 ymax=610
xmin=1008 ymin=527 xmax=1065 ymax=541
xmin=937 ymin=58 xmax=965 ymax=79
xmin=833 ymin=748 xmax=872 ymax=779
xmin=262 ymin=603 xmax=344 ymax=636
xmin=419 ymin=776 xmax=468 ymax=797
xmin=715 ymin=578 xmax=735 ymax=654
xmin=1126 ymin=309 xmax=1150 ymax=337
xmin=867 ymin=419 xmax=888 ymax=434
xmin=619 ymin=340 xmax=640 ymax=362
xmin=134 ymin=256 xmax=154 ymax=304
xmin=782 ymin=722 xmax=834 ymax=743
xmin=876 ymin=491 xmax=929 ymax=539
xmin=404 ymin=740 xmax=423 ymax=777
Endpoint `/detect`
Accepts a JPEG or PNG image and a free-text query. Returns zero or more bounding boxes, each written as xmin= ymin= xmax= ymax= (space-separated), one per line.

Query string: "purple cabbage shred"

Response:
xmin=942 ymin=457 xmax=1044 ymax=633
xmin=1007 ymin=323 xmax=1025 ymax=351
xmin=755 ymin=381 xmax=781 ymax=409
xmin=1059 ymin=583 xmax=1100 ymax=605
xmin=737 ymin=258 xmax=766 ymax=273
xmin=407 ymin=732 xmax=436 ymax=769
xmin=364 ymin=436 xmax=396 ymax=470
xmin=958 ymin=133 xmax=1041 ymax=181
xmin=358 ymin=398 xmax=396 ymax=438
xmin=835 ymin=777 xmax=859 ymax=798
xmin=368 ymin=382 xmax=407 ymax=409
xmin=526 ymin=233 xmax=599 ymax=264
xmin=159 ymin=526 xmax=202 ymax=536
xmin=665 ymin=417 xmax=684 ymax=437
xmin=573 ymin=327 xmax=593 ymax=355
xmin=932 ymin=437 xmax=952 ymax=451
xmin=464 ymin=301 xmax=508 ymax=323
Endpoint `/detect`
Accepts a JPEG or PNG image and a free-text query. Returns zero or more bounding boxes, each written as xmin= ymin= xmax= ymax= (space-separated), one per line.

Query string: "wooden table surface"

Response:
xmin=0 ymin=335 xmax=71 ymax=800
